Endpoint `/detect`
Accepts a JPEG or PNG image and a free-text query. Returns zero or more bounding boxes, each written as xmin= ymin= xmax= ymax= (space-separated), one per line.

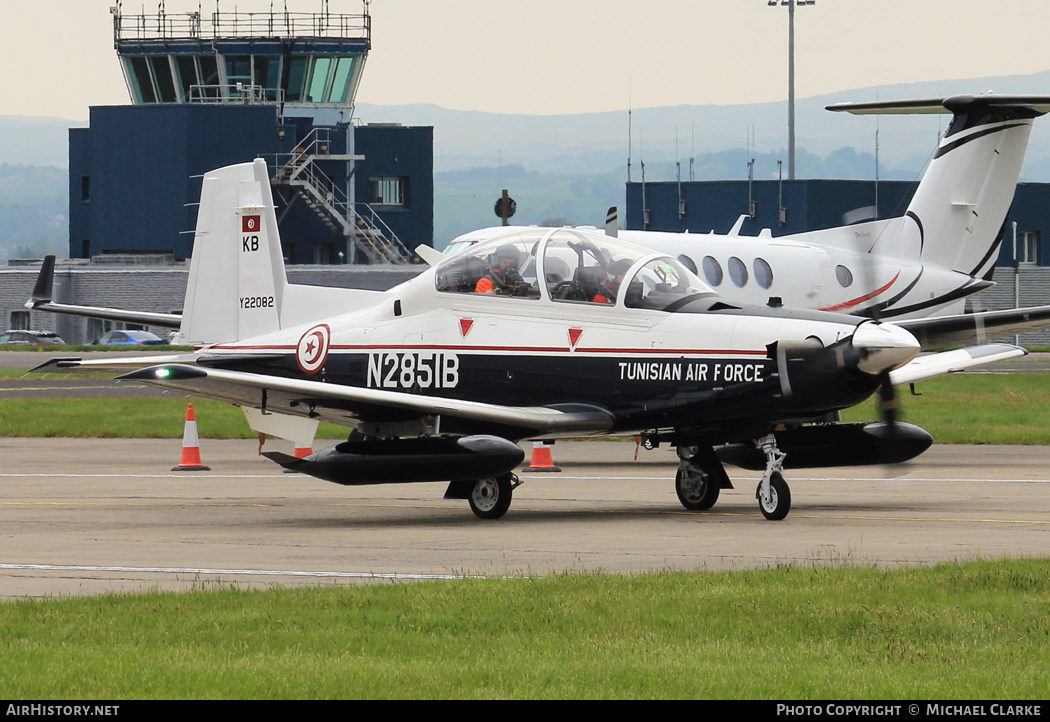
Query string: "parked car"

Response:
xmin=93 ymin=330 xmax=167 ymax=346
xmin=0 ymin=330 xmax=66 ymax=346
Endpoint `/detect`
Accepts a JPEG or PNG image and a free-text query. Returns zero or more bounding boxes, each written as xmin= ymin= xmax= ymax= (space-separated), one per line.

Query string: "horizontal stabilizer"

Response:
xmin=827 ymin=94 xmax=1050 ymax=116
xmin=31 ymin=354 xmax=199 ymax=374
xmin=899 ymin=304 xmax=1050 ymax=348
xmin=24 ymin=255 xmax=182 ymax=329
xmin=889 ymin=344 xmax=1027 ymax=387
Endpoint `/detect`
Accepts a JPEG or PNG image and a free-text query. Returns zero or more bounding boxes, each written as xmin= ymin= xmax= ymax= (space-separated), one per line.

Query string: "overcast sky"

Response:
xmin=4 ymin=0 xmax=1049 ymax=120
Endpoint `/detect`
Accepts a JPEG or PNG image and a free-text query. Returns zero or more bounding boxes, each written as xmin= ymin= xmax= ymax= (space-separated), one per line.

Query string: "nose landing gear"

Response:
xmin=754 ymin=434 xmax=790 ymax=520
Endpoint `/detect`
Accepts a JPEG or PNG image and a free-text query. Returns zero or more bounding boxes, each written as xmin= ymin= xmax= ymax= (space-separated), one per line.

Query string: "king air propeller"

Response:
xmin=855 ymin=228 xmax=911 ymax=455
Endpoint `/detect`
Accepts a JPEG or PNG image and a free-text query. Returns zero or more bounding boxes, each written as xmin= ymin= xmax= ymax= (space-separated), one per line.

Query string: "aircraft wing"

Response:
xmin=896 ymin=304 xmax=1050 ymax=349
xmin=114 ymin=363 xmax=615 ymax=437
xmin=889 ymin=343 xmax=1026 ymax=387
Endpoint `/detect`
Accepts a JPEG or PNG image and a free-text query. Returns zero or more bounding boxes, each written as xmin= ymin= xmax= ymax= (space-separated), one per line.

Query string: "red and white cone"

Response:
xmin=523 ymin=440 xmax=561 ymax=472
xmin=171 ymin=403 xmax=211 ymax=471
xmin=284 ymin=436 xmax=316 ymax=473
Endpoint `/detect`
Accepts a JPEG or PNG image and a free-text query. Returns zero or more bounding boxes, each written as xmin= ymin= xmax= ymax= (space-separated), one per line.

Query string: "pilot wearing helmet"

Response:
xmin=592 ymin=258 xmax=633 ymax=304
xmin=475 ymin=244 xmax=527 ymax=296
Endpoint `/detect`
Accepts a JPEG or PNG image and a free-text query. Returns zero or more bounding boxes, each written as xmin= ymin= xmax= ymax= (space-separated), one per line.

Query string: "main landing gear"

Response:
xmin=675 ymin=446 xmax=722 ymax=511
xmin=467 ymin=473 xmax=520 ymax=520
xmin=672 ymin=435 xmax=791 ymax=520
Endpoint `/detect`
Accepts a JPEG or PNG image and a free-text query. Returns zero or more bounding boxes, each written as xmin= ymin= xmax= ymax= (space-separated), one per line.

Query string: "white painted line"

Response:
xmin=2 ymin=473 xmax=1049 ymax=483
xmin=0 ymin=562 xmax=475 ymax=581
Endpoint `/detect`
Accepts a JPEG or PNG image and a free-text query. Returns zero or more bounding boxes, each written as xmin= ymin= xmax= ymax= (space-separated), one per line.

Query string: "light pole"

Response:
xmin=768 ymin=0 xmax=814 ymax=181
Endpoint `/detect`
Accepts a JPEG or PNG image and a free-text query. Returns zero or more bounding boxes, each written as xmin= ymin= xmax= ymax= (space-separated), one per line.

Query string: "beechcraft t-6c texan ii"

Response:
xmin=28 ymin=95 xmax=1050 ymax=521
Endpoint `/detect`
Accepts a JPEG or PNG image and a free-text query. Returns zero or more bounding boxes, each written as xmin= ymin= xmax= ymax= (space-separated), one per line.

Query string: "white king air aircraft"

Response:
xmin=448 ymin=94 xmax=1050 ymax=324
xmin=27 ymin=101 xmax=1050 ymax=521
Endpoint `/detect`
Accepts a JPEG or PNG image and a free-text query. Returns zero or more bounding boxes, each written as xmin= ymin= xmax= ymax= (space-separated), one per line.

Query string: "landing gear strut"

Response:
xmin=754 ymin=434 xmax=790 ymax=520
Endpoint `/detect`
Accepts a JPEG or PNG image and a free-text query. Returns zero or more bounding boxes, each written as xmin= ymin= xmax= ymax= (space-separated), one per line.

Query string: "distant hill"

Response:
xmin=0 ymin=117 xmax=85 ymax=168
xmin=358 ymin=69 xmax=1050 ymax=181
xmin=4 ymin=70 xmax=1050 ymax=252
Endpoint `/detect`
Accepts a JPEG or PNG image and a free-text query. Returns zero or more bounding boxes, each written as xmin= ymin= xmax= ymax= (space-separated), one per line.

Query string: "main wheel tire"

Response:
xmin=468 ymin=474 xmax=514 ymax=519
xmin=675 ymin=466 xmax=720 ymax=511
xmin=756 ymin=471 xmax=791 ymax=521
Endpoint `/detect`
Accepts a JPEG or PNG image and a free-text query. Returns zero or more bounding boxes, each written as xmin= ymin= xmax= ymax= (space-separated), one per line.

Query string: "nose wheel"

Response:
xmin=756 ymin=471 xmax=791 ymax=521
xmin=754 ymin=434 xmax=791 ymax=521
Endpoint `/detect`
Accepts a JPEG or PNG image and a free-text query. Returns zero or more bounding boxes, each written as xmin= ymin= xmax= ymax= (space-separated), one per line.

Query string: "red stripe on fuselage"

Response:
xmin=203 ymin=343 xmax=767 ymax=357
xmin=818 ymin=272 xmax=900 ymax=312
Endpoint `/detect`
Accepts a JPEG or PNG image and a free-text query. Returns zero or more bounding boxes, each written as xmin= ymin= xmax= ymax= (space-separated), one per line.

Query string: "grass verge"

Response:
xmin=840 ymin=373 xmax=1050 ymax=444
xmin=0 ymin=398 xmax=347 ymax=439
xmin=2 ymin=372 xmax=1049 ymax=442
xmin=1 ymin=559 xmax=1047 ymax=699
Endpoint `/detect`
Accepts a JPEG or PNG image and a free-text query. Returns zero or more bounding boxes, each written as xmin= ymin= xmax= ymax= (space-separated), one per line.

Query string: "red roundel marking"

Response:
xmin=242 ymin=215 xmax=261 ymax=233
xmin=296 ymin=324 xmax=331 ymax=374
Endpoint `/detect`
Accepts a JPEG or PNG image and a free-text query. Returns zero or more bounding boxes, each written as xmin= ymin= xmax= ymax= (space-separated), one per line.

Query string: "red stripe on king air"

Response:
xmin=819 ymin=272 xmax=900 ymax=312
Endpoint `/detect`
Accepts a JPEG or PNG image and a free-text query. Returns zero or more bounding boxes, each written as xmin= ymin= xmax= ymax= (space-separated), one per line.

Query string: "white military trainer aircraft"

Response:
xmin=27 ymin=101 xmax=1050 ymax=521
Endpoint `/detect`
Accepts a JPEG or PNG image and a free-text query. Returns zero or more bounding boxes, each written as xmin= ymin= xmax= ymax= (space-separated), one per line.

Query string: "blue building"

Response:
xmin=69 ymin=3 xmax=432 ymax=264
xmin=626 ymin=179 xmax=1050 ymax=268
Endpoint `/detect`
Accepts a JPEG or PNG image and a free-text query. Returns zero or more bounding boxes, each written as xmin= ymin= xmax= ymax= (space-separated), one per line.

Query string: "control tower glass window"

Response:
xmin=307 ymin=58 xmax=332 ymax=103
xmin=254 ymin=55 xmax=282 ymax=99
xmin=129 ymin=57 xmax=156 ymax=103
xmin=199 ymin=56 xmax=220 ymax=98
xmin=226 ymin=56 xmax=252 ymax=86
xmin=330 ymin=57 xmax=356 ymax=103
xmin=150 ymin=57 xmax=178 ymax=103
xmin=285 ymin=56 xmax=309 ymax=102
xmin=175 ymin=56 xmax=199 ymax=101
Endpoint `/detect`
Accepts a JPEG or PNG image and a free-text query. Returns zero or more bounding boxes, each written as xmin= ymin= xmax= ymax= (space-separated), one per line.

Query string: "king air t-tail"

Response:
xmin=29 ymin=95 xmax=1050 ymax=521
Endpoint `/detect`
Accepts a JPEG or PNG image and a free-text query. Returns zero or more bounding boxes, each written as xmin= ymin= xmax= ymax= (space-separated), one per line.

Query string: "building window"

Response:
xmin=1019 ymin=231 xmax=1040 ymax=264
xmin=10 ymin=311 xmax=30 ymax=330
xmin=369 ymin=176 xmax=407 ymax=206
xmin=81 ymin=176 xmax=90 ymax=203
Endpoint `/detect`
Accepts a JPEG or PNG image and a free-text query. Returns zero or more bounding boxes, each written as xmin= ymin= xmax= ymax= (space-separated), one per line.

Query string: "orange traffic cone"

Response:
xmin=171 ymin=403 xmax=211 ymax=471
xmin=284 ymin=440 xmax=314 ymax=473
xmin=523 ymin=440 xmax=561 ymax=472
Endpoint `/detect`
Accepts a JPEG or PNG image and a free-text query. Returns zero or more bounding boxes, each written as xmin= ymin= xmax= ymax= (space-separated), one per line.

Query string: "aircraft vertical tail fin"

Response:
xmin=180 ymin=159 xmax=287 ymax=345
xmin=828 ymin=95 xmax=1050 ymax=277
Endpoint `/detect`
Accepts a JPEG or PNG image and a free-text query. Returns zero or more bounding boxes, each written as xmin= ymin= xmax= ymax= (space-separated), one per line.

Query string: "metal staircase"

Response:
xmin=271 ymin=128 xmax=412 ymax=264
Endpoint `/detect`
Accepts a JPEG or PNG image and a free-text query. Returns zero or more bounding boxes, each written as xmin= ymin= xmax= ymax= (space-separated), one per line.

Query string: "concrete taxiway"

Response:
xmin=1 ymin=437 xmax=1048 ymax=598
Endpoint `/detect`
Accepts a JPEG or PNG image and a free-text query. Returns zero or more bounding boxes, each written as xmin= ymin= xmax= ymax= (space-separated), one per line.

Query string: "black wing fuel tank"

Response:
xmin=264 ymin=435 xmax=525 ymax=485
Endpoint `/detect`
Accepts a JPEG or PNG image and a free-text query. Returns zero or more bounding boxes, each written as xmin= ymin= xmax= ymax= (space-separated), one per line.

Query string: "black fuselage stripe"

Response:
xmin=933 ymin=122 xmax=1026 ymax=159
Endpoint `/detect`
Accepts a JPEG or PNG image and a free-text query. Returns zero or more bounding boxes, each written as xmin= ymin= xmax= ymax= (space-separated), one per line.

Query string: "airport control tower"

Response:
xmin=70 ymin=1 xmax=432 ymax=264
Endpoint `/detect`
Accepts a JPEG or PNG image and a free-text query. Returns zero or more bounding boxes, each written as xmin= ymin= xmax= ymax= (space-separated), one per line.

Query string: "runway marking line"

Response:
xmin=3 ymin=499 xmax=1047 ymax=526
xmin=2 ymin=473 xmax=1050 ymax=483
xmin=0 ymin=563 xmax=477 ymax=581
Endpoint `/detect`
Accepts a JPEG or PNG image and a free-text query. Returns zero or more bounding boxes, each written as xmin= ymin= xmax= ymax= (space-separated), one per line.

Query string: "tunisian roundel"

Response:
xmin=296 ymin=324 xmax=331 ymax=374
